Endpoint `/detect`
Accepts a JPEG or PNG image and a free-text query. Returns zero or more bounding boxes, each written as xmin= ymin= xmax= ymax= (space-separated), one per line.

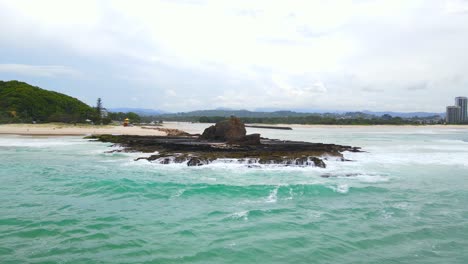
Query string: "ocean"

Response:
xmin=0 ymin=126 xmax=467 ymax=263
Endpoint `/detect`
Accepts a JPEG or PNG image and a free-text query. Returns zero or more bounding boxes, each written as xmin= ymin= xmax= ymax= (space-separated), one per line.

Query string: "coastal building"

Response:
xmin=455 ymin=96 xmax=467 ymax=122
xmin=446 ymin=106 xmax=461 ymax=124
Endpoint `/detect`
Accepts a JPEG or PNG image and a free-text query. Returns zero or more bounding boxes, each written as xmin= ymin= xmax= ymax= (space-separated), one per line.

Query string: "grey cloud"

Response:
xmin=361 ymin=86 xmax=384 ymax=93
xmin=406 ymin=82 xmax=429 ymax=91
xmin=1 ymin=1 xmax=468 ymax=112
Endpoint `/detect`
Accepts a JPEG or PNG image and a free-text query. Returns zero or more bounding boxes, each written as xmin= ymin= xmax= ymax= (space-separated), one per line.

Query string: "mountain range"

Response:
xmin=111 ymin=108 xmax=444 ymax=118
xmin=108 ymin=108 xmax=166 ymax=116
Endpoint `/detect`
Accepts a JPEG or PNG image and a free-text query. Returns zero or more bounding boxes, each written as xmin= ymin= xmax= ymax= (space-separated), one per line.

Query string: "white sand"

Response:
xmin=0 ymin=124 xmax=167 ymax=136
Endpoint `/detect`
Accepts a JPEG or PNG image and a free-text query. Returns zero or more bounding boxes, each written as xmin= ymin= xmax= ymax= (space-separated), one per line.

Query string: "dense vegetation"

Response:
xmin=195 ymin=115 xmax=420 ymax=125
xmin=108 ymin=112 xmax=141 ymax=123
xmin=142 ymin=109 xmax=444 ymax=125
xmin=0 ymin=81 xmax=97 ymax=123
xmin=0 ymin=80 xmax=142 ymax=124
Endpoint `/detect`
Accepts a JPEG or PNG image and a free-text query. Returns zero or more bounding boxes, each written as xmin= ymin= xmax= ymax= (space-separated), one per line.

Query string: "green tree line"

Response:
xmin=195 ymin=115 xmax=421 ymax=125
xmin=0 ymin=80 xmax=96 ymax=123
xmin=0 ymin=80 xmax=141 ymax=124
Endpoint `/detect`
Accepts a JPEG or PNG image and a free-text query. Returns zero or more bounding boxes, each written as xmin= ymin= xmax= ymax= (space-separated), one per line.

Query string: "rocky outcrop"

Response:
xmin=200 ymin=117 xmax=246 ymax=141
xmin=200 ymin=117 xmax=261 ymax=145
xmin=88 ymin=134 xmax=361 ymax=168
xmin=87 ymin=117 xmax=362 ymax=168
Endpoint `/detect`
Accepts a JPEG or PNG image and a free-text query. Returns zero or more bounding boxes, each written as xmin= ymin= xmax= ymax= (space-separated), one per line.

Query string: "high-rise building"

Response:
xmin=455 ymin=96 xmax=467 ymax=122
xmin=446 ymin=106 xmax=461 ymax=124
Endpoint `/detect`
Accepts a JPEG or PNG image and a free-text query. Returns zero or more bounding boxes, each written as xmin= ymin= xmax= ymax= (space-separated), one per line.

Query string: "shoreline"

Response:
xmin=1 ymin=122 xmax=468 ymax=137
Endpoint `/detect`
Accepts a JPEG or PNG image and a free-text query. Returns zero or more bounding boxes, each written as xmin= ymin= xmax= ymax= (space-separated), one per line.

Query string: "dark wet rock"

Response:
xmin=295 ymin=157 xmax=308 ymax=166
xmin=311 ymin=157 xmax=326 ymax=168
xmin=161 ymin=158 xmax=171 ymax=164
xmin=349 ymin=147 xmax=361 ymax=152
xmin=292 ymin=157 xmax=326 ymax=168
xmin=187 ymin=157 xmax=203 ymax=166
xmin=228 ymin=133 xmax=261 ymax=145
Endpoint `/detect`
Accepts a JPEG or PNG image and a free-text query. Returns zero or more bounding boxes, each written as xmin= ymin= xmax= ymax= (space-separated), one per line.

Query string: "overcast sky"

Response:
xmin=1 ymin=0 xmax=468 ymax=112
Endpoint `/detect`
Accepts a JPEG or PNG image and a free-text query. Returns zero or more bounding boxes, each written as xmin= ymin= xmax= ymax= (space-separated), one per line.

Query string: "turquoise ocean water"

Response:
xmin=0 ymin=126 xmax=467 ymax=263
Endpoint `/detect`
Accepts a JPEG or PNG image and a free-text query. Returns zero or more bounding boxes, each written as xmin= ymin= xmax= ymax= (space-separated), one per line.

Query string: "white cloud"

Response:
xmin=1 ymin=0 xmax=468 ymax=111
xmin=0 ymin=64 xmax=81 ymax=78
xmin=444 ymin=0 xmax=468 ymax=14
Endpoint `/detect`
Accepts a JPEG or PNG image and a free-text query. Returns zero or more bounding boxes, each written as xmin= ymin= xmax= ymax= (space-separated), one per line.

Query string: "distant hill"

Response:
xmin=0 ymin=80 xmax=95 ymax=123
xmin=154 ymin=109 xmax=444 ymax=119
xmin=157 ymin=109 xmax=314 ymax=118
xmin=256 ymin=108 xmax=443 ymax=118
xmin=362 ymin=110 xmax=444 ymax=118
xmin=108 ymin=108 xmax=166 ymax=116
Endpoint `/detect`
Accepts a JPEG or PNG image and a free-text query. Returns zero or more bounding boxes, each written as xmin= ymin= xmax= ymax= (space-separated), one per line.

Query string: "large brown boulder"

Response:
xmin=200 ymin=117 xmax=246 ymax=141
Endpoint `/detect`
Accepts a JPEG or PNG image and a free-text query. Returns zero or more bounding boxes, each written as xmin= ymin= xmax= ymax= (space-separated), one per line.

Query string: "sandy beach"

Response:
xmin=0 ymin=124 xmax=167 ymax=136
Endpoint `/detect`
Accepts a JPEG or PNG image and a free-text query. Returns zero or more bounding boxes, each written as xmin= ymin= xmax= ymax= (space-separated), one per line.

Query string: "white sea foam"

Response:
xmin=0 ymin=136 xmax=86 ymax=147
xmin=266 ymin=186 xmax=279 ymax=203
xmin=353 ymin=174 xmax=389 ymax=183
xmin=171 ymin=189 xmax=185 ymax=198
xmin=340 ymin=145 xmax=468 ymax=167
xmin=285 ymin=188 xmax=294 ymax=200
xmin=328 ymin=184 xmax=349 ymax=194
xmin=229 ymin=210 xmax=249 ymax=220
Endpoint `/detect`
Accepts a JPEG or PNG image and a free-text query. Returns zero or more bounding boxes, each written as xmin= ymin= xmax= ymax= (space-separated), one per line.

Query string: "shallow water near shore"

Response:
xmin=1 ymin=127 xmax=468 ymax=263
